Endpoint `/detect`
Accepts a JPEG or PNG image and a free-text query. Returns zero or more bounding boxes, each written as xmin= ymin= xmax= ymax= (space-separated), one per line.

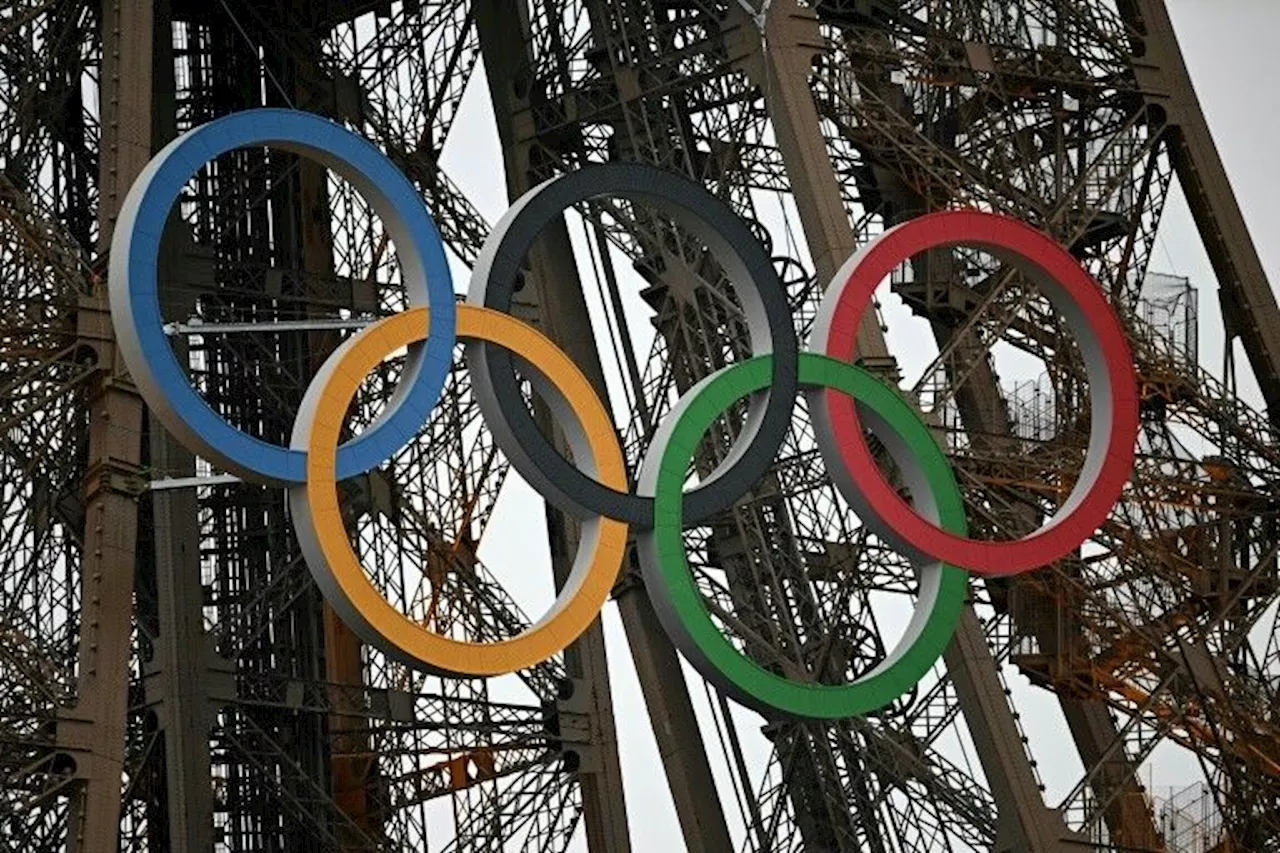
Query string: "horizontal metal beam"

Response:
xmin=163 ymin=318 xmax=375 ymax=336
xmin=149 ymin=474 xmax=241 ymax=490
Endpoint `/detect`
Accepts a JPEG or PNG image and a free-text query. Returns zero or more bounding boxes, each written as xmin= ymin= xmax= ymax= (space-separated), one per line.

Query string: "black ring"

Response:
xmin=465 ymin=162 xmax=799 ymax=529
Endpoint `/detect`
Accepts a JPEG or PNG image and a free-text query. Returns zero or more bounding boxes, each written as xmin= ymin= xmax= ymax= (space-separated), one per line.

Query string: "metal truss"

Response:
xmin=0 ymin=0 xmax=1277 ymax=851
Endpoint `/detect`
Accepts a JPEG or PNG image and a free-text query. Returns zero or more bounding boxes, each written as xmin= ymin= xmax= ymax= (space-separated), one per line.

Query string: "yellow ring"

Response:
xmin=289 ymin=304 xmax=629 ymax=676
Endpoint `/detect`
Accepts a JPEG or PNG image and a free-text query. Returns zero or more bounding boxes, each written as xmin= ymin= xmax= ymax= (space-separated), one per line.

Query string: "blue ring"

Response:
xmin=109 ymin=108 xmax=455 ymax=484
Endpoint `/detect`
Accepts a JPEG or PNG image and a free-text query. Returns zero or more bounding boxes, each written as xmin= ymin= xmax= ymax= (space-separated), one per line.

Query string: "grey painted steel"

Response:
xmin=61 ymin=2 xmax=153 ymax=850
xmin=465 ymin=162 xmax=798 ymax=528
xmin=745 ymin=10 xmax=1075 ymax=845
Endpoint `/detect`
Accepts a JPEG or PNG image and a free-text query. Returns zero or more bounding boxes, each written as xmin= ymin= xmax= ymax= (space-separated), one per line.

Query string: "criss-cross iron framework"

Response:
xmin=1 ymin=0 xmax=1278 ymax=851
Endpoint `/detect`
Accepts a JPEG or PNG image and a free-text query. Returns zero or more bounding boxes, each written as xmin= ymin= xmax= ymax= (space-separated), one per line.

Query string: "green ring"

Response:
xmin=636 ymin=353 xmax=970 ymax=720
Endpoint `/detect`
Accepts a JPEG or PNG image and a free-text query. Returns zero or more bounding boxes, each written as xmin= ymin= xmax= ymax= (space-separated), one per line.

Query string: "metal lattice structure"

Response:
xmin=1 ymin=0 xmax=1278 ymax=851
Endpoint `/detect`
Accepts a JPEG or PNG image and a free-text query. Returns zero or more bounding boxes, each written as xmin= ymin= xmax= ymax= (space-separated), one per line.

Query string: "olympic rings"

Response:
xmin=289 ymin=306 xmax=629 ymax=676
xmin=109 ymin=109 xmax=1141 ymax=720
xmin=637 ymin=354 xmax=969 ymax=719
xmin=467 ymin=162 xmax=799 ymax=528
xmin=108 ymin=108 xmax=456 ymax=485
xmin=810 ymin=211 xmax=1140 ymax=576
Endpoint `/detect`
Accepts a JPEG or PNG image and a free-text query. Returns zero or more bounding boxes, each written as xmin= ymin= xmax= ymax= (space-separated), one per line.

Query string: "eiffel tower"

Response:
xmin=0 ymin=0 xmax=1277 ymax=850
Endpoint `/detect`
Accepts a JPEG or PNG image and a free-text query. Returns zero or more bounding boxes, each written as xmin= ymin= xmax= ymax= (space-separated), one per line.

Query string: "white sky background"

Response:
xmin=429 ymin=1 xmax=1280 ymax=848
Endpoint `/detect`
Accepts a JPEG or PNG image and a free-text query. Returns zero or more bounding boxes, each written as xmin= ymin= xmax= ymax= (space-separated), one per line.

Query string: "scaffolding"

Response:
xmin=1140 ymin=273 xmax=1199 ymax=367
xmin=1154 ymin=784 xmax=1225 ymax=853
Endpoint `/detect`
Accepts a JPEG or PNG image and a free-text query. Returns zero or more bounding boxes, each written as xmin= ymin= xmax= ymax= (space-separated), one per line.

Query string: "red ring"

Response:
xmin=816 ymin=210 xmax=1139 ymax=576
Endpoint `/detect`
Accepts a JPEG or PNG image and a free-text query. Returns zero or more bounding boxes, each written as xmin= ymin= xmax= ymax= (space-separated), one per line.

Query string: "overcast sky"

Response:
xmin=428 ymin=2 xmax=1280 ymax=848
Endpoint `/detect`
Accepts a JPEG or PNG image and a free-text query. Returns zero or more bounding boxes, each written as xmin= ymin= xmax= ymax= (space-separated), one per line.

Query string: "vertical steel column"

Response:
xmin=141 ymin=6 xmax=224 ymax=847
xmin=729 ymin=10 xmax=886 ymax=359
xmin=60 ymin=1 xmax=153 ymax=850
xmin=289 ymin=26 xmax=380 ymax=843
xmin=1127 ymin=0 xmax=1280 ymax=422
xmin=611 ymin=566 xmax=736 ymax=853
xmin=473 ymin=3 xmax=650 ymax=851
xmin=148 ymin=365 xmax=219 ymax=853
xmin=731 ymin=5 xmax=1076 ymax=850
